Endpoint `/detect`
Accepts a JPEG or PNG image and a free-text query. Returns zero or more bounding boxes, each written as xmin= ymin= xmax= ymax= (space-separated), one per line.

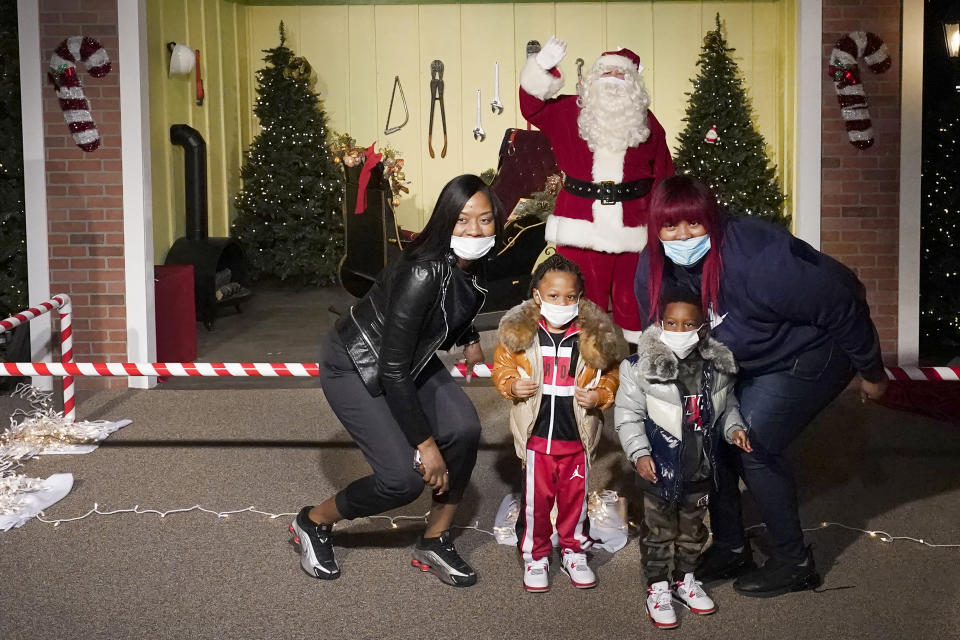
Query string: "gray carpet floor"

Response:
xmin=1 ymin=285 xmax=958 ymax=639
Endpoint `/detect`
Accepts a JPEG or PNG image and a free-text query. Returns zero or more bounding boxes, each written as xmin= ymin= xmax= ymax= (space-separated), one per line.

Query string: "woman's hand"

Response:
xmin=860 ymin=378 xmax=889 ymax=404
xmin=463 ymin=342 xmax=484 ymax=382
xmin=635 ymin=455 xmax=658 ymax=483
xmin=416 ymin=438 xmax=449 ymax=493
xmin=731 ymin=428 xmax=753 ymax=453
xmin=511 ymin=379 xmax=539 ymax=399
xmin=574 ymin=387 xmax=600 ymax=409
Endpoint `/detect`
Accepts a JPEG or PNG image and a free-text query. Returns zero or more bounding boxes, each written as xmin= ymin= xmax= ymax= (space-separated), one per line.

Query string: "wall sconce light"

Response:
xmin=167 ymin=42 xmax=195 ymax=77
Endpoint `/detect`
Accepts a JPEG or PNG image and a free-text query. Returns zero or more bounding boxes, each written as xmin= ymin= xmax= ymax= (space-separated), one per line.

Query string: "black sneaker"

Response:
xmin=290 ymin=506 xmax=341 ymax=580
xmin=410 ymin=531 xmax=477 ymax=587
xmin=696 ymin=543 xmax=756 ymax=583
xmin=733 ymin=546 xmax=821 ymax=598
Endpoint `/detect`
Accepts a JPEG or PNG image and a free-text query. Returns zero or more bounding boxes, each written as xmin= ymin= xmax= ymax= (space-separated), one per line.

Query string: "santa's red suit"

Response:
xmin=520 ymin=47 xmax=674 ymax=341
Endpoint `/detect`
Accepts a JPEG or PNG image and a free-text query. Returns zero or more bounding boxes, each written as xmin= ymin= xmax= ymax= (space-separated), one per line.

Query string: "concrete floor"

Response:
xmin=1 ymin=282 xmax=958 ymax=639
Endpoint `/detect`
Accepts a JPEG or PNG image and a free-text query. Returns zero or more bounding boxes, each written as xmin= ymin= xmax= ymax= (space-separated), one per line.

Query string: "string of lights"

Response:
xmin=30 ymin=502 xmax=955 ymax=550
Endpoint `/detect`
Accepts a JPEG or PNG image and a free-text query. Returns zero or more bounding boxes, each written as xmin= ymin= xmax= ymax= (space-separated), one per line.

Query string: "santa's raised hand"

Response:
xmin=536 ymin=36 xmax=566 ymax=70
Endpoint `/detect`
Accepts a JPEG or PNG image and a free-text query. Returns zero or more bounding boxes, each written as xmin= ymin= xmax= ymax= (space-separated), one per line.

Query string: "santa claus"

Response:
xmin=520 ymin=37 xmax=674 ymax=343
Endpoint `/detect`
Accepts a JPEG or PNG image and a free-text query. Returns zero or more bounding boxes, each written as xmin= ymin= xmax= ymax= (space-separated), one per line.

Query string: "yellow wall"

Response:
xmin=244 ymin=1 xmax=797 ymax=232
xmin=147 ymin=0 xmax=251 ymax=261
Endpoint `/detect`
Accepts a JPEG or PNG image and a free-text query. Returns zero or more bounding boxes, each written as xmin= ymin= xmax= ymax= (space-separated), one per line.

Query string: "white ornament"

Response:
xmin=704 ymin=125 xmax=719 ymax=144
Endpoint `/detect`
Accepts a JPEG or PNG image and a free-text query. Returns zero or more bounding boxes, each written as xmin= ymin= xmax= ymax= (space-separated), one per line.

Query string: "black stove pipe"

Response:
xmin=170 ymin=124 xmax=208 ymax=242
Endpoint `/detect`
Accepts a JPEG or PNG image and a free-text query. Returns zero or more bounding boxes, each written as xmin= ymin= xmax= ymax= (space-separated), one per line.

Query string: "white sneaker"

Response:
xmin=523 ymin=558 xmax=550 ymax=592
xmin=560 ymin=548 xmax=597 ymax=588
xmin=672 ymin=572 xmax=717 ymax=615
xmin=646 ymin=580 xmax=679 ymax=629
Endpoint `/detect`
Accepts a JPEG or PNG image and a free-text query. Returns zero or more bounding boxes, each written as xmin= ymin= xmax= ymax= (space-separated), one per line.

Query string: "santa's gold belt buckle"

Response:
xmin=599 ymin=181 xmax=616 ymax=205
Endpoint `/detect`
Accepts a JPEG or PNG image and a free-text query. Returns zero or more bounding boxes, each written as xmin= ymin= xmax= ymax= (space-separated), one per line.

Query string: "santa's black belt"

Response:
xmin=562 ymin=175 xmax=654 ymax=205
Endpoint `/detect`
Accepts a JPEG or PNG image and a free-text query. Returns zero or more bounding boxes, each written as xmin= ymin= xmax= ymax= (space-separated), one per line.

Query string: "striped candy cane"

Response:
xmin=48 ymin=36 xmax=112 ymax=152
xmin=827 ymin=31 xmax=891 ymax=149
xmin=0 ymin=362 xmax=322 ymax=377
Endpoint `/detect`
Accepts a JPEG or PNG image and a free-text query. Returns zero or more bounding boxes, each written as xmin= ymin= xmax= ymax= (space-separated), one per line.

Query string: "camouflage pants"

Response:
xmin=640 ymin=489 xmax=709 ymax=585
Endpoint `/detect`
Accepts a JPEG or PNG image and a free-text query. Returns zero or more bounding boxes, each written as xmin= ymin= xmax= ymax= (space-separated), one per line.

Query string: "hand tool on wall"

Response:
xmin=428 ymin=59 xmax=447 ymax=158
xmin=525 ymin=41 xmax=540 ymax=129
xmin=490 ymin=61 xmax=503 ymax=114
xmin=473 ymin=89 xmax=485 ymax=141
xmin=195 ymin=49 xmax=204 ymax=106
xmin=384 ymin=75 xmax=409 ymax=135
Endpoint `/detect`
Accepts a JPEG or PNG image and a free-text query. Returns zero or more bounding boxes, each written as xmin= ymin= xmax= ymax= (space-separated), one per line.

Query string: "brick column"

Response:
xmin=821 ymin=0 xmax=902 ymax=362
xmin=40 ymin=0 xmax=126 ymax=389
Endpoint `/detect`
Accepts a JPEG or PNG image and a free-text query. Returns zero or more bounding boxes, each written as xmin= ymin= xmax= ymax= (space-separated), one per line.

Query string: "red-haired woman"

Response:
xmin=634 ymin=174 xmax=888 ymax=598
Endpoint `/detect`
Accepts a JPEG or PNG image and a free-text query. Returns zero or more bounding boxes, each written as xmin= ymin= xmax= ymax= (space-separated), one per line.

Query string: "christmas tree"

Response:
xmin=0 ymin=0 xmax=27 ymax=318
xmin=674 ymin=14 xmax=788 ymax=226
xmin=232 ymin=23 xmax=344 ymax=285
xmin=920 ymin=104 xmax=960 ymax=354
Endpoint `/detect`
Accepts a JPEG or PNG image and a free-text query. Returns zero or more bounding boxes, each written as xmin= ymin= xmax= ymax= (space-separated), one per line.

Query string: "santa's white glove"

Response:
xmin=535 ymin=36 xmax=566 ymax=70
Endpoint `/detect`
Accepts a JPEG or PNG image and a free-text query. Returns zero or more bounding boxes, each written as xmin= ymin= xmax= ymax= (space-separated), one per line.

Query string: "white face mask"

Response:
xmin=535 ymin=293 xmax=580 ymax=328
xmin=450 ymin=234 xmax=495 ymax=260
xmin=659 ymin=325 xmax=703 ymax=359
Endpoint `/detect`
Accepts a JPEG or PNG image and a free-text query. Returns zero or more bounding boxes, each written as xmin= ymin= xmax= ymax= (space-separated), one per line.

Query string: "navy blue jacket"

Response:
xmin=635 ymin=216 xmax=886 ymax=382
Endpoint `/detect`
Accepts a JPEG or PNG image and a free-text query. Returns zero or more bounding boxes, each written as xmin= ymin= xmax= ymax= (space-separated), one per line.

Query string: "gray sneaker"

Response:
xmin=410 ymin=530 xmax=477 ymax=587
xmin=290 ymin=506 xmax=341 ymax=580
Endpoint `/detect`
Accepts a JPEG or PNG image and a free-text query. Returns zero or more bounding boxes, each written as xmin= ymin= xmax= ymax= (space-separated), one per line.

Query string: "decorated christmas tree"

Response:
xmin=0 ymin=0 xmax=27 ymax=318
xmin=920 ymin=104 xmax=960 ymax=354
xmin=674 ymin=14 xmax=788 ymax=226
xmin=232 ymin=23 xmax=344 ymax=285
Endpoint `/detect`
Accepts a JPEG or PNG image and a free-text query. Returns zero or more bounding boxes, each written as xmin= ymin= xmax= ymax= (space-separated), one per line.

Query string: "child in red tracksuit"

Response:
xmin=492 ymin=254 xmax=621 ymax=592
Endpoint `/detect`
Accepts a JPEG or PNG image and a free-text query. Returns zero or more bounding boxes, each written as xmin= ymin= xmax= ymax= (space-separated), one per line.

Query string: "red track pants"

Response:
xmin=516 ymin=443 xmax=592 ymax=563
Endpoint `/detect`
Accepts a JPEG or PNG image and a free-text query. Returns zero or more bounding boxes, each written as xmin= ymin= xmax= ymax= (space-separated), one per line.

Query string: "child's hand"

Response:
xmin=511 ymin=379 xmax=539 ymax=399
xmin=635 ymin=456 xmax=658 ymax=483
xmin=574 ymin=387 xmax=600 ymax=409
xmin=731 ymin=428 xmax=753 ymax=453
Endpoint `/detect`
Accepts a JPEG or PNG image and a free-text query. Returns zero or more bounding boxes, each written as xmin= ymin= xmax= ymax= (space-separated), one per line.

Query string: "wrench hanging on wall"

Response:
xmin=490 ymin=62 xmax=503 ymax=114
xmin=428 ymin=60 xmax=447 ymax=158
xmin=473 ymin=89 xmax=485 ymax=141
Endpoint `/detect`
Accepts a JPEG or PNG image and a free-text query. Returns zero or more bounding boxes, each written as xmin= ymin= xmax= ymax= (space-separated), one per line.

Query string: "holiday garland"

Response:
xmin=827 ymin=31 xmax=891 ymax=150
xmin=48 ymin=36 xmax=111 ymax=152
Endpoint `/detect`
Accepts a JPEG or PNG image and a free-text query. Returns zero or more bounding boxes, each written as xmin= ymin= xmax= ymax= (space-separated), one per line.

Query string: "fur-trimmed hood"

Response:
xmin=497 ymin=298 xmax=621 ymax=370
xmin=634 ymin=324 xmax=737 ymax=382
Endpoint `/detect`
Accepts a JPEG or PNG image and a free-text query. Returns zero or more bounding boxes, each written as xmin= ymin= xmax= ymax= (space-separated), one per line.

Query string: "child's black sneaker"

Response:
xmin=410 ymin=530 xmax=477 ymax=587
xmin=290 ymin=506 xmax=341 ymax=580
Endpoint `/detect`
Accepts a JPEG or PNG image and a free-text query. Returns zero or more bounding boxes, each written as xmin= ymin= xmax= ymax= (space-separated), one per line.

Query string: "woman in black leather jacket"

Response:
xmin=291 ymin=174 xmax=503 ymax=587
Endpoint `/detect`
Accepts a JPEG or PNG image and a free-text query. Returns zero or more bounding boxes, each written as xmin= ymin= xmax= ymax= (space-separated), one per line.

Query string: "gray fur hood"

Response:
xmin=497 ymin=298 xmax=621 ymax=370
xmin=634 ymin=324 xmax=737 ymax=382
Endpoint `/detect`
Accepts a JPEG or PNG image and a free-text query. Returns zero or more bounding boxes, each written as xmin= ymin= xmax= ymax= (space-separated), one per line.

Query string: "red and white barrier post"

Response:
xmin=0 ymin=294 xmax=74 ymax=422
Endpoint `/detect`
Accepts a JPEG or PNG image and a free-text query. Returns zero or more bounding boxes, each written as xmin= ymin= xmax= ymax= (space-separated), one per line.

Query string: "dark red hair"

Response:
xmin=646 ymin=175 xmax=724 ymax=321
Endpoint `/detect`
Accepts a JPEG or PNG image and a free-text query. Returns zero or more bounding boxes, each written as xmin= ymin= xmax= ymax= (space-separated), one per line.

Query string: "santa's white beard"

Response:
xmin=577 ymin=79 xmax=650 ymax=153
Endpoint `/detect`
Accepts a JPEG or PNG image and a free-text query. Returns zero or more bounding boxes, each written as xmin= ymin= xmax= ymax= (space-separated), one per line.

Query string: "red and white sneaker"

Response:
xmin=523 ymin=558 xmax=550 ymax=592
xmin=646 ymin=580 xmax=679 ymax=629
xmin=672 ymin=572 xmax=717 ymax=615
xmin=560 ymin=548 xmax=597 ymax=588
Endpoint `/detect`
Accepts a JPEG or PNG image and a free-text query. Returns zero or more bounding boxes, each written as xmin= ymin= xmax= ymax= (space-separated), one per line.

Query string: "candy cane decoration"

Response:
xmin=48 ymin=36 xmax=111 ymax=152
xmin=827 ymin=31 xmax=891 ymax=149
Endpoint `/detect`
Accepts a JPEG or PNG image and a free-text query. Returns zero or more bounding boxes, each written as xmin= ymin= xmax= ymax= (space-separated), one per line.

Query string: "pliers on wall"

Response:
xmin=428 ymin=59 xmax=447 ymax=158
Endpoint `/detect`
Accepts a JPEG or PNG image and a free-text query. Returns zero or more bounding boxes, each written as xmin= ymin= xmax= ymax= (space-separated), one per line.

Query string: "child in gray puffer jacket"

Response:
xmin=615 ymin=287 xmax=751 ymax=630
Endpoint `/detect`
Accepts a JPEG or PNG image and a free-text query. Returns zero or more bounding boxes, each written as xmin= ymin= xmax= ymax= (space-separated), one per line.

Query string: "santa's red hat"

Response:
xmin=596 ymin=47 xmax=643 ymax=73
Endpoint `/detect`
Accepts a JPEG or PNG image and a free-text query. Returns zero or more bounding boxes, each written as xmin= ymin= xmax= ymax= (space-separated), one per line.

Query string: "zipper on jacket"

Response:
xmin=412 ymin=264 xmax=453 ymax=376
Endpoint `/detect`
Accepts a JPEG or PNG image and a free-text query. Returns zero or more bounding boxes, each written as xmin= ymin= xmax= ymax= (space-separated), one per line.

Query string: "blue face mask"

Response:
xmin=663 ymin=234 xmax=711 ymax=266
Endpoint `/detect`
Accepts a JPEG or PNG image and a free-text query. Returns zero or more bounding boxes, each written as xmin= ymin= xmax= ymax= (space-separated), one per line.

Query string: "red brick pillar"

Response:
xmin=821 ymin=0 xmax=902 ymax=362
xmin=40 ymin=0 xmax=126 ymax=389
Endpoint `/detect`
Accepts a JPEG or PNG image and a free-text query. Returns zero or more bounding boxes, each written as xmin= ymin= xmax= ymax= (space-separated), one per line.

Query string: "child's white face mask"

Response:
xmin=659 ymin=324 xmax=703 ymax=359
xmin=535 ymin=293 xmax=579 ymax=328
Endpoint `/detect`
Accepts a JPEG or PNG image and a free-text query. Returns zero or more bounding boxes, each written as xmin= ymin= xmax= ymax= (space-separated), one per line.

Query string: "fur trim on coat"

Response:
xmin=497 ymin=298 xmax=621 ymax=370
xmin=634 ymin=324 xmax=738 ymax=382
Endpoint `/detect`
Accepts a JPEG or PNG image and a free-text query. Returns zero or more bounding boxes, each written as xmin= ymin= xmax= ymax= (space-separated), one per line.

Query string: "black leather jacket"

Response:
xmin=335 ymin=251 xmax=486 ymax=447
